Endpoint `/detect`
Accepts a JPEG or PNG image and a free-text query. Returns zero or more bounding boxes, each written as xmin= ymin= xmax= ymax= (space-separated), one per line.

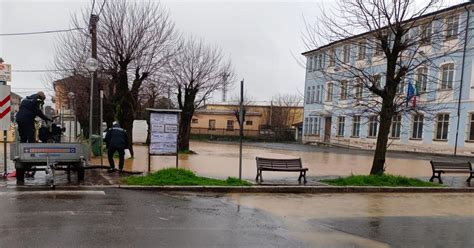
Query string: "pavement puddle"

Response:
xmin=226 ymin=193 xmax=474 ymax=248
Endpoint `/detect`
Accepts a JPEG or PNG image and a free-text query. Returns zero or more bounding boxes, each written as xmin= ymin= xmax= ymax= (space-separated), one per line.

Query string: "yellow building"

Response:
xmin=190 ymin=103 xmax=303 ymax=138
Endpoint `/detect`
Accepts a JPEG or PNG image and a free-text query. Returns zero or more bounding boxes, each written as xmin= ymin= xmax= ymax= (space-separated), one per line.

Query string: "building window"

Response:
xmin=371 ymin=75 xmax=381 ymax=96
xmin=412 ymin=114 xmax=424 ymax=139
xmin=192 ymin=118 xmax=198 ymax=124
xmin=307 ymin=57 xmax=313 ymax=71
xmin=329 ymin=49 xmax=335 ymax=67
xmin=368 ymin=116 xmax=378 ymax=138
xmin=440 ymin=63 xmax=454 ymax=90
xmin=246 ymin=120 xmax=253 ymax=126
xmin=312 ymin=117 xmax=320 ymax=135
xmin=445 ymin=15 xmax=459 ymax=40
xmin=357 ymin=41 xmax=366 ymax=60
xmin=435 ymin=113 xmax=449 ymax=140
xmin=315 ymin=86 xmax=320 ymax=103
xmin=315 ymin=53 xmax=324 ymax=70
xmin=311 ymin=86 xmax=316 ymax=103
xmin=226 ymin=120 xmax=234 ymax=131
xmin=352 ymin=116 xmax=360 ymax=137
xmin=208 ymin=120 xmax=216 ymax=130
xmin=308 ymin=118 xmax=313 ymax=134
xmin=468 ymin=114 xmax=474 ymax=141
xmin=326 ymin=82 xmax=333 ymax=102
xmin=343 ymin=44 xmax=350 ymax=63
xmin=420 ymin=23 xmax=432 ymax=45
xmin=337 ymin=116 xmax=345 ymax=136
xmin=416 ymin=67 xmax=428 ymax=92
xmin=390 ymin=114 xmax=401 ymax=138
xmin=306 ymin=87 xmax=311 ymax=104
xmin=374 ymin=43 xmax=383 ymax=56
xmin=396 ymin=80 xmax=405 ymax=95
xmin=304 ymin=118 xmax=309 ymax=135
xmin=340 ymin=80 xmax=348 ymax=100
xmin=354 ymin=80 xmax=363 ymax=100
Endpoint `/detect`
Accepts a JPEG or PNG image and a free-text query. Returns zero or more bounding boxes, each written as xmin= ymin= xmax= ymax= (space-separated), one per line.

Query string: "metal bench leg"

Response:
xmin=429 ymin=173 xmax=435 ymax=182
xmin=437 ymin=172 xmax=443 ymax=184
xmin=303 ymin=171 xmax=307 ymax=184
xmin=467 ymin=173 xmax=473 ymax=183
xmin=298 ymin=171 xmax=302 ymax=183
xmin=255 ymin=170 xmax=263 ymax=183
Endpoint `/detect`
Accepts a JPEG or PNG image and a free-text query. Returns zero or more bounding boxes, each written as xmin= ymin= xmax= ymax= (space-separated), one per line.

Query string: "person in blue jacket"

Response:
xmin=15 ymin=91 xmax=52 ymax=143
xmin=104 ymin=122 xmax=129 ymax=174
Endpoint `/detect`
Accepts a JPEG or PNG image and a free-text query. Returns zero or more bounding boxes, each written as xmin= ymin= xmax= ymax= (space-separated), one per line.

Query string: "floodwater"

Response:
xmin=227 ymin=193 xmax=474 ymax=247
xmin=97 ymin=141 xmax=435 ymax=180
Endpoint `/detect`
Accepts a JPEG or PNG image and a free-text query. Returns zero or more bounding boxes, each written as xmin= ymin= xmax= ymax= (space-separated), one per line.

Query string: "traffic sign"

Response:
xmin=0 ymin=64 xmax=12 ymax=82
xmin=0 ymin=85 xmax=11 ymax=131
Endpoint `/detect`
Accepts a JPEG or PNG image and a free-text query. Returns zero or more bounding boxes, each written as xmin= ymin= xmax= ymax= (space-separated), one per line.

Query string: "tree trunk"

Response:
xmin=370 ymin=102 xmax=394 ymax=175
xmin=119 ymin=95 xmax=135 ymax=156
xmin=178 ymin=110 xmax=193 ymax=151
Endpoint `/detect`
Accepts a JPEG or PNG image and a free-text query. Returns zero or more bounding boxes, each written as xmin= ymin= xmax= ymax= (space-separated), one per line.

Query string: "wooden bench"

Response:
xmin=430 ymin=160 xmax=473 ymax=184
xmin=255 ymin=157 xmax=309 ymax=184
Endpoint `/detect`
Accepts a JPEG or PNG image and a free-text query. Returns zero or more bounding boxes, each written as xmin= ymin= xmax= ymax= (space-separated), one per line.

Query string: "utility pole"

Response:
xmin=239 ymin=79 xmax=244 ymax=180
xmin=89 ymin=14 xmax=99 ymax=136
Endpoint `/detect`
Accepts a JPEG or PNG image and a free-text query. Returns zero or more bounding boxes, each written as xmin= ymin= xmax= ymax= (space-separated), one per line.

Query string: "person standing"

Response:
xmin=15 ymin=91 xmax=51 ymax=143
xmin=104 ymin=122 xmax=129 ymax=174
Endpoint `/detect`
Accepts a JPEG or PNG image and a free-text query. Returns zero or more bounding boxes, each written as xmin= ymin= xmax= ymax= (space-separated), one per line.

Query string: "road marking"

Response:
xmin=0 ymin=190 xmax=106 ymax=196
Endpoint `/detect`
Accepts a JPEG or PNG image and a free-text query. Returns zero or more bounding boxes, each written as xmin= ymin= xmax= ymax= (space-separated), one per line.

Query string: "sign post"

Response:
xmin=0 ymin=84 xmax=11 ymax=176
xmin=146 ymin=108 xmax=181 ymax=172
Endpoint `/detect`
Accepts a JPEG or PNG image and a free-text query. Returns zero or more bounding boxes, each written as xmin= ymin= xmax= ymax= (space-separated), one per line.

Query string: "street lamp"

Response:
xmin=85 ymin=58 xmax=98 ymax=144
xmin=67 ymin=92 xmax=76 ymax=142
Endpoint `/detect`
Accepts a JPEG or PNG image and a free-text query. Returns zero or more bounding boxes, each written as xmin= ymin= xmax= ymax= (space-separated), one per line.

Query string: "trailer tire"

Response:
xmin=77 ymin=167 xmax=85 ymax=181
xmin=16 ymin=168 xmax=25 ymax=184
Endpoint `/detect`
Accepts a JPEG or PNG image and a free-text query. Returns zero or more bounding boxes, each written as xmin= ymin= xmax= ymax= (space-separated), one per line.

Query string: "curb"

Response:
xmin=118 ymin=185 xmax=474 ymax=193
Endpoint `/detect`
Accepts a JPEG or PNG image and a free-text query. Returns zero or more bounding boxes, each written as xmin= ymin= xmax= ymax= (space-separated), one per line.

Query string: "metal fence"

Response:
xmin=190 ymin=127 xmax=296 ymax=141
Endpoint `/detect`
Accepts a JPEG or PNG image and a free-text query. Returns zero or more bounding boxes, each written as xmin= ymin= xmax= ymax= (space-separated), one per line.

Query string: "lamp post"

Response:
xmin=67 ymin=92 xmax=76 ymax=142
xmin=85 ymin=58 xmax=98 ymax=144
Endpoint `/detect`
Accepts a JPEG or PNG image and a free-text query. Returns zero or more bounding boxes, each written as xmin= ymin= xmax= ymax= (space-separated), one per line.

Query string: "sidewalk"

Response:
xmin=1 ymin=169 xmax=472 ymax=193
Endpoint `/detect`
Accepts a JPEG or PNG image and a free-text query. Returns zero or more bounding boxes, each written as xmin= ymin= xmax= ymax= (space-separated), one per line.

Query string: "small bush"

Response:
xmin=321 ymin=174 xmax=443 ymax=187
xmin=124 ymin=168 xmax=252 ymax=186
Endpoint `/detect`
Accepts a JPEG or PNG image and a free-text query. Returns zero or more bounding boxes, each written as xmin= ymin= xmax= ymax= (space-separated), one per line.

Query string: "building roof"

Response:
xmin=301 ymin=1 xmax=474 ymax=56
xmin=195 ymin=109 xmax=262 ymax=116
xmin=204 ymin=101 xmax=304 ymax=108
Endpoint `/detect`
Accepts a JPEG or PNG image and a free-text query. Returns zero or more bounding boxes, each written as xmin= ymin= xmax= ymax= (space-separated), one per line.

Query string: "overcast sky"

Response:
xmin=0 ymin=0 xmax=465 ymax=107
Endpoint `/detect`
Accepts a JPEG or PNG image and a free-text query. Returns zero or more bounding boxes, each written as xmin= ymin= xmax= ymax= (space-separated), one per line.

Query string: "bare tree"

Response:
xmin=304 ymin=0 xmax=470 ymax=174
xmin=229 ymin=93 xmax=253 ymax=130
xmin=54 ymin=0 xmax=177 ymax=155
xmin=166 ymin=37 xmax=233 ymax=151
xmin=268 ymin=94 xmax=303 ymax=129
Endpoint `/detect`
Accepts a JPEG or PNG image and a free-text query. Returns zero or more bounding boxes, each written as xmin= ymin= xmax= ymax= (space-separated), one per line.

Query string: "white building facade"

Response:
xmin=302 ymin=2 xmax=474 ymax=155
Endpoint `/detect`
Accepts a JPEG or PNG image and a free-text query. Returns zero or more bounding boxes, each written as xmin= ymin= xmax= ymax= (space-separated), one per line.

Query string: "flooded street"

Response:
xmin=2 ymin=140 xmax=470 ymax=186
xmin=107 ymin=141 xmax=437 ymax=180
xmin=227 ymin=193 xmax=474 ymax=247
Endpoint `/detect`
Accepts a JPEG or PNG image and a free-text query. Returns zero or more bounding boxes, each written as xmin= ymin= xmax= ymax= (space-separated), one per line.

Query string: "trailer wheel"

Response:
xmin=16 ymin=168 xmax=25 ymax=184
xmin=77 ymin=168 xmax=85 ymax=181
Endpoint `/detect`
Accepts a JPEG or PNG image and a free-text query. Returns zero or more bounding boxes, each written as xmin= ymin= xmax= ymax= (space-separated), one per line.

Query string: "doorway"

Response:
xmin=324 ymin=116 xmax=332 ymax=143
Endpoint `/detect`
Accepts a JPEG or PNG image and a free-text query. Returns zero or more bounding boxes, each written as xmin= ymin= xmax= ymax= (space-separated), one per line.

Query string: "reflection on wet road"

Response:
xmin=227 ymin=193 xmax=474 ymax=247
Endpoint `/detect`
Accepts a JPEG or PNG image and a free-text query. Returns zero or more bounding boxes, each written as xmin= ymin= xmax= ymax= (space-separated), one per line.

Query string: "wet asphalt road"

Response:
xmin=0 ymin=188 xmax=301 ymax=248
xmin=0 ymin=188 xmax=473 ymax=248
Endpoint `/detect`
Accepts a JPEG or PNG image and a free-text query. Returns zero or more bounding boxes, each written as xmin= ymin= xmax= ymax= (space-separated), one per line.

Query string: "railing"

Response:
xmin=190 ymin=127 xmax=296 ymax=141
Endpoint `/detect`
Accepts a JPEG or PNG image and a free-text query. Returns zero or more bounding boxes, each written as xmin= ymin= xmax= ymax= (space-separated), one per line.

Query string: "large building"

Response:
xmin=302 ymin=2 xmax=474 ymax=155
xmin=191 ymin=102 xmax=303 ymax=139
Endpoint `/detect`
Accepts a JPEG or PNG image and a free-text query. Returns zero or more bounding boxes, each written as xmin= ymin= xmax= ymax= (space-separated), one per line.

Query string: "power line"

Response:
xmin=0 ymin=28 xmax=84 ymax=36
xmin=12 ymin=69 xmax=74 ymax=72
